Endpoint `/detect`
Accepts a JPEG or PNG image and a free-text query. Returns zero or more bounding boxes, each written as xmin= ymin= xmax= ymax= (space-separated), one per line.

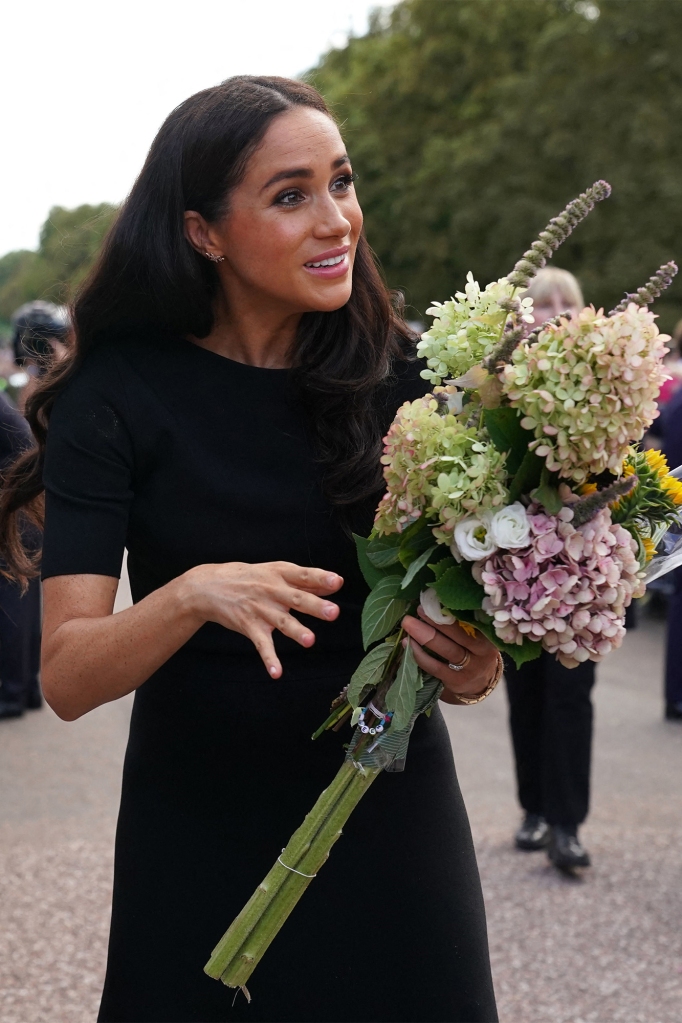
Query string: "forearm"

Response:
xmin=42 ymin=572 xmax=203 ymax=720
xmin=42 ymin=560 xmax=343 ymax=721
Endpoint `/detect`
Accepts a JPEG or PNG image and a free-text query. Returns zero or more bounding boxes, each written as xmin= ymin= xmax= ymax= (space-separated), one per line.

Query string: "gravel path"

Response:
xmin=443 ymin=611 xmax=682 ymax=1023
xmin=0 ymin=589 xmax=680 ymax=1022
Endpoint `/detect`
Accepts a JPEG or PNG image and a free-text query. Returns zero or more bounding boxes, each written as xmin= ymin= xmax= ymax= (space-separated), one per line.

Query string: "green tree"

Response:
xmin=311 ymin=0 xmax=682 ymax=330
xmin=0 ymin=203 xmax=118 ymax=320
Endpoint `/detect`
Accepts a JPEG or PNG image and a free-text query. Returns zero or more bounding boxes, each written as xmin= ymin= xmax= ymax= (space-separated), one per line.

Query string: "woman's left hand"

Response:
xmin=401 ymin=608 xmax=500 ymax=704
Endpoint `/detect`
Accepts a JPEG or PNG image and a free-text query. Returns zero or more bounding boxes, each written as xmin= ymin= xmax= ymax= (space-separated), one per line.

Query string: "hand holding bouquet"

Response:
xmin=205 ymin=181 xmax=680 ymax=997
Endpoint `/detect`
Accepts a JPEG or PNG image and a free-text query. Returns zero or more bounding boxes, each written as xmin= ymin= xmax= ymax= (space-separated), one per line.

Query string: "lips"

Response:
xmin=304 ymin=245 xmax=349 ymax=268
xmin=303 ymin=245 xmax=350 ymax=279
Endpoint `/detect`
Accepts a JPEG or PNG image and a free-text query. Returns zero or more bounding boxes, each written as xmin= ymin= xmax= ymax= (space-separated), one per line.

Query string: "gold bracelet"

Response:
xmin=449 ymin=651 xmax=504 ymax=706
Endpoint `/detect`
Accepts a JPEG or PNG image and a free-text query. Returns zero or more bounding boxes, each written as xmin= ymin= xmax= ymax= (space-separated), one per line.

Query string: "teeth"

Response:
xmin=306 ymin=254 xmax=346 ymax=268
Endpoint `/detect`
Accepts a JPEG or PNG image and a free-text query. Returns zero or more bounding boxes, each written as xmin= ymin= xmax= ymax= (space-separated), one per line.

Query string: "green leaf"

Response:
xmin=350 ymin=706 xmax=363 ymax=726
xmin=400 ymin=563 xmax=436 ymax=601
xmin=531 ymin=480 xmax=562 ymax=514
xmin=508 ymin=449 xmax=544 ymax=503
xmin=398 ymin=518 xmax=436 ymax=567
xmin=401 ymin=545 xmax=437 ymax=589
xmin=385 ymin=643 xmax=422 ymax=732
xmin=353 ymin=534 xmax=402 ymax=590
xmin=472 ymin=612 xmax=542 ymax=668
xmin=433 ymin=563 xmax=485 ymax=611
xmin=483 ymin=406 xmax=531 ymax=474
xmin=361 ymin=576 xmax=411 ymax=649
xmin=347 ymin=642 xmax=393 ymax=707
xmin=531 ymin=466 xmax=562 ymax=514
xmin=366 ymin=533 xmax=402 ymax=568
xmin=431 ymin=554 xmax=457 ymax=580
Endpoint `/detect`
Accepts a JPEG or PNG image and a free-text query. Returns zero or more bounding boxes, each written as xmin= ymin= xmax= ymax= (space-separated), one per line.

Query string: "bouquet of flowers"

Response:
xmin=205 ymin=181 xmax=680 ymax=997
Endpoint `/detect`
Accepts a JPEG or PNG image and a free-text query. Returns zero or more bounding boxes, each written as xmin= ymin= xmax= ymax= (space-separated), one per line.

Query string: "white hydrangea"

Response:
xmin=417 ymin=273 xmax=534 ymax=385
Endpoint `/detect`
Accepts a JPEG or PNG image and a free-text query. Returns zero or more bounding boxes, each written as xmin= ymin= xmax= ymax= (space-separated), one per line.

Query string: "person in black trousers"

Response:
xmin=506 ymin=268 xmax=593 ymax=870
xmin=505 ymin=653 xmax=594 ymax=868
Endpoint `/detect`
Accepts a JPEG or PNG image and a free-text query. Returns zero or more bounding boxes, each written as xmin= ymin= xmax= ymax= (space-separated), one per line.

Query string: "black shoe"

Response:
xmin=665 ymin=701 xmax=682 ymax=721
xmin=0 ymin=699 xmax=25 ymax=720
xmin=515 ymin=813 xmax=551 ymax=851
xmin=548 ymin=826 xmax=591 ymax=870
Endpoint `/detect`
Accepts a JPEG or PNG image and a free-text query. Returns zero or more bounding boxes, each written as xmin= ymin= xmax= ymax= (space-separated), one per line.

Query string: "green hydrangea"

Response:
xmin=374 ymin=388 xmax=509 ymax=540
xmin=502 ymin=305 xmax=670 ymax=483
xmin=417 ymin=274 xmax=532 ymax=385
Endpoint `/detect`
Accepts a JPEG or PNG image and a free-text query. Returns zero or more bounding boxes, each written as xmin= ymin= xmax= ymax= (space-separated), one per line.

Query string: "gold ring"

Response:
xmin=448 ymin=649 xmax=470 ymax=672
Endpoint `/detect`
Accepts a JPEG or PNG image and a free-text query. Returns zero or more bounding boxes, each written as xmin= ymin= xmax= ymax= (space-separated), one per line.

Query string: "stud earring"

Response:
xmin=204 ymin=252 xmax=225 ymax=263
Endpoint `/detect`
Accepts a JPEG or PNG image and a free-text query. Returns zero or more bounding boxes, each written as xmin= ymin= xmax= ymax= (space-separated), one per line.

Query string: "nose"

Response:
xmin=312 ymin=191 xmax=352 ymax=241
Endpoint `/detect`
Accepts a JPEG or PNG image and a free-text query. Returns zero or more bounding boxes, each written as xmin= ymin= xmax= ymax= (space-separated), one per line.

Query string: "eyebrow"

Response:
xmin=261 ymin=155 xmax=350 ymax=191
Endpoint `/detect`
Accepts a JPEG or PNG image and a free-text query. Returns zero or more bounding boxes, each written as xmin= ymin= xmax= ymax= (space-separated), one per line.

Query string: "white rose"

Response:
xmin=453 ymin=513 xmax=497 ymax=561
xmin=419 ymin=587 xmax=456 ymax=625
xmin=489 ymin=502 xmax=531 ymax=550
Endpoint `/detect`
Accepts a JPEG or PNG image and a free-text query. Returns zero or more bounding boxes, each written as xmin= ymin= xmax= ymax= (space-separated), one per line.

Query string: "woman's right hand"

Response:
xmin=181 ymin=561 xmax=343 ymax=678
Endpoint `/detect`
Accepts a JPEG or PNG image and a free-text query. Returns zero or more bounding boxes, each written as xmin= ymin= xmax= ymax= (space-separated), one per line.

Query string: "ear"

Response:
xmin=184 ymin=210 xmax=223 ymax=261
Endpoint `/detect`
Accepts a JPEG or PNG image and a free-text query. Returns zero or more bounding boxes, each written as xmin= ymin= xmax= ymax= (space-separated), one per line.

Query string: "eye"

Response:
xmin=274 ymin=188 xmax=305 ymax=207
xmin=331 ymin=172 xmax=358 ymax=193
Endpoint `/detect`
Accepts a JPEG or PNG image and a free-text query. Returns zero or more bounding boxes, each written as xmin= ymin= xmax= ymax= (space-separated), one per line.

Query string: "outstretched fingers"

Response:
xmin=280 ymin=586 xmax=340 ymax=623
xmin=278 ymin=563 xmax=344 ymax=596
xmin=247 ymin=624 xmax=282 ymax=679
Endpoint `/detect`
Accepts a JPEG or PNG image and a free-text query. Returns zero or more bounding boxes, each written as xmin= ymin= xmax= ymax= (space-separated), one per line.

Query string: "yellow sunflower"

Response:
xmin=642 ymin=536 xmax=657 ymax=563
xmin=661 ymin=475 xmax=682 ymax=505
xmin=643 ymin=448 xmax=670 ymax=478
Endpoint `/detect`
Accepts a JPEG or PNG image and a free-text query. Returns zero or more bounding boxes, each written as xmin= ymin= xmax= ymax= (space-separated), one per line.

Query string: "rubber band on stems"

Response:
xmin=277 ymin=849 xmax=317 ymax=878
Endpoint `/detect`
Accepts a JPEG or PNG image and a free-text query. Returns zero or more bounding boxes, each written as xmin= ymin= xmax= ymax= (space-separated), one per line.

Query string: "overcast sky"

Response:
xmin=0 ymin=0 xmax=393 ymax=257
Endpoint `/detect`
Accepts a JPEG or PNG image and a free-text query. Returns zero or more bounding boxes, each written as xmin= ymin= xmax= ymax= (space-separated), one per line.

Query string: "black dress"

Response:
xmin=41 ymin=332 xmax=498 ymax=1023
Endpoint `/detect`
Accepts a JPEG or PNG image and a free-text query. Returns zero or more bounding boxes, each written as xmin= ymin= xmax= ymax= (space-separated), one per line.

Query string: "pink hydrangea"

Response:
xmin=472 ymin=502 xmax=644 ymax=667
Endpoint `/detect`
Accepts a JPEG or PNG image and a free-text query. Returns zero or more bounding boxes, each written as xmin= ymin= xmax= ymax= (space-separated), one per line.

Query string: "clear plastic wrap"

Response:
xmin=643 ymin=463 xmax=682 ymax=584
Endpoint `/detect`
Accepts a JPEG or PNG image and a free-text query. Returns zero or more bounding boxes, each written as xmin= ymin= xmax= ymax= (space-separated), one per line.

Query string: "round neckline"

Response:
xmin=181 ymin=337 xmax=291 ymax=375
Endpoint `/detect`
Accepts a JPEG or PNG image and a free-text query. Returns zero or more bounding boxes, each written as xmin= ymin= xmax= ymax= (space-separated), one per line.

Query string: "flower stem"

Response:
xmin=311 ymin=700 xmax=352 ymax=740
xmin=204 ymin=759 xmax=380 ymax=989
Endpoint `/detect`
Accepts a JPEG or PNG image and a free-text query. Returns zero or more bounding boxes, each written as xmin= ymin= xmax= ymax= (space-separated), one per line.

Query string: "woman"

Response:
xmin=0 ymin=77 xmax=499 ymax=1023
xmin=505 ymin=267 xmax=594 ymax=871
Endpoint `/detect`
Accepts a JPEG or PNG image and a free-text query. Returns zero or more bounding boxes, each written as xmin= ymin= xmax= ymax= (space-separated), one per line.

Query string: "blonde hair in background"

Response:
xmin=523 ymin=267 xmax=585 ymax=310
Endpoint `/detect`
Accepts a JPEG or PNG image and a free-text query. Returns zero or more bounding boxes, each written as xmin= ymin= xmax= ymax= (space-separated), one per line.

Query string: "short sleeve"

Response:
xmin=41 ymin=349 xmax=134 ymax=580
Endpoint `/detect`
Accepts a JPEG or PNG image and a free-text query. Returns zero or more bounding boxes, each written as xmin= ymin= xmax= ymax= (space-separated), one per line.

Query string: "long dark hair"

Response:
xmin=0 ymin=75 xmax=413 ymax=582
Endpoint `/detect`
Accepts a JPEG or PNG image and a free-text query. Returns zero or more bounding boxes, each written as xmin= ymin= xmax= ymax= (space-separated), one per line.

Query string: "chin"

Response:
xmin=304 ymin=283 xmax=353 ymax=314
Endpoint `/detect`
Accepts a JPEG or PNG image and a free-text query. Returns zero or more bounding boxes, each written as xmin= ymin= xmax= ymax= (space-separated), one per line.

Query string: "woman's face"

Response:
xmin=188 ymin=107 xmax=363 ymax=318
xmin=531 ymin=291 xmax=581 ymax=328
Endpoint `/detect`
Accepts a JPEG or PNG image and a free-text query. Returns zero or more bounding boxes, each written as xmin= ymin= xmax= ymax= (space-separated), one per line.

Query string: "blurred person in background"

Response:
xmin=504 ymin=267 xmax=595 ymax=871
xmin=0 ymin=301 xmax=65 ymax=718
xmin=648 ymin=320 xmax=682 ymax=721
xmin=11 ymin=300 xmax=70 ymax=410
xmin=0 ymin=317 xmax=45 ymax=717
xmin=656 ymin=318 xmax=682 ymax=409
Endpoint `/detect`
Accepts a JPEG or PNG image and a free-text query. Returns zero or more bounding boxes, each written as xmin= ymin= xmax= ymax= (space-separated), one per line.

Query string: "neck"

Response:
xmin=190 ymin=289 xmax=300 ymax=369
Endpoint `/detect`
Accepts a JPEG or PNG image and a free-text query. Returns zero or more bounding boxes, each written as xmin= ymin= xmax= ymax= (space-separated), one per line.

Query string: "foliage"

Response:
xmin=311 ymin=0 xmax=682 ymax=330
xmin=0 ymin=204 xmax=118 ymax=320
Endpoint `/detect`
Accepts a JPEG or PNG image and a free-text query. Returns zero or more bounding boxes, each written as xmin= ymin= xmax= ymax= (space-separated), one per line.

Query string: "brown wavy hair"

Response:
xmin=0 ymin=75 xmax=413 ymax=583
